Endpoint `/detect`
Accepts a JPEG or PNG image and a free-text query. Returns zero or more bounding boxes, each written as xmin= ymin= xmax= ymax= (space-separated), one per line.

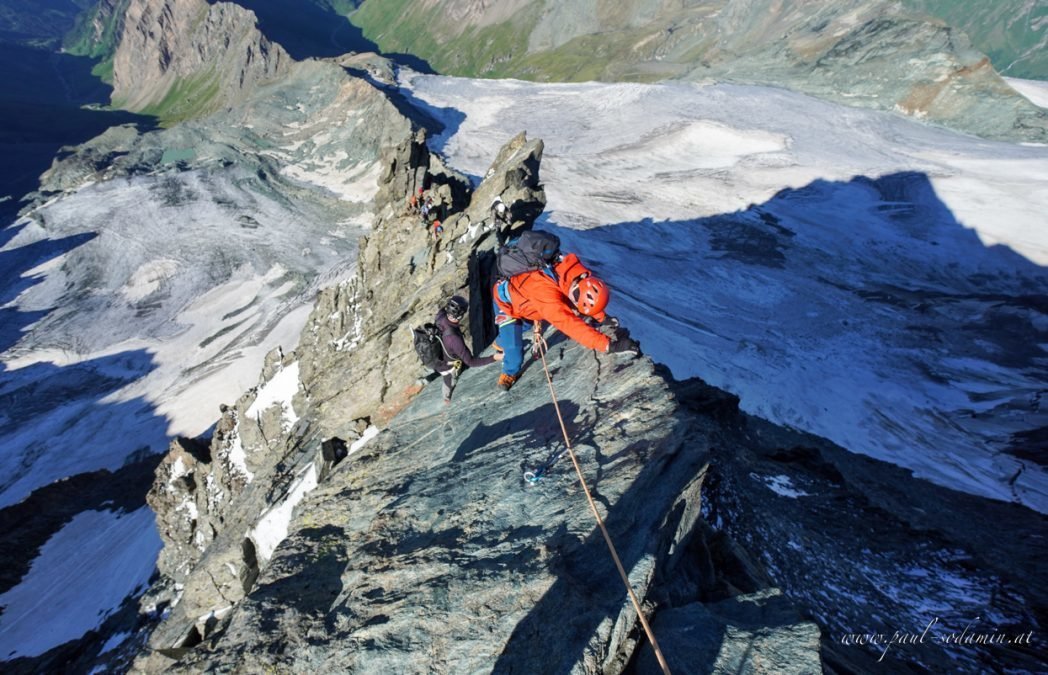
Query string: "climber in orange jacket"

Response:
xmin=492 ymin=246 xmax=639 ymax=391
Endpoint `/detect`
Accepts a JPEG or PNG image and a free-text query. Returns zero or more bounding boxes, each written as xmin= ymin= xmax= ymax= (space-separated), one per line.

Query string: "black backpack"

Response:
xmin=412 ymin=323 xmax=447 ymax=370
xmin=496 ymin=230 xmax=561 ymax=279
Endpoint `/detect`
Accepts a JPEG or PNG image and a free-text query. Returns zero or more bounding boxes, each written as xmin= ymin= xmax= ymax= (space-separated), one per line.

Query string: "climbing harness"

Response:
xmin=534 ymin=334 xmax=673 ymax=675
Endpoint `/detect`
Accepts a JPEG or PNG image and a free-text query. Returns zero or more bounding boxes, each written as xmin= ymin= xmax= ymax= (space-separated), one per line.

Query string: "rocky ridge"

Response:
xmin=0 ymin=4 xmax=427 ymax=672
xmin=130 ymin=129 xmax=827 ymax=673
xmin=5 ymin=1 xmax=1043 ymax=669
xmin=128 ymin=128 xmax=1047 ymax=673
xmin=130 ymin=130 xmax=545 ymax=665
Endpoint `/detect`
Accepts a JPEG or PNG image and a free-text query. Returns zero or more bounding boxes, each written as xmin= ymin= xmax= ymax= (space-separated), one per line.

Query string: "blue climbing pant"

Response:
xmin=494 ymin=301 xmax=525 ymax=377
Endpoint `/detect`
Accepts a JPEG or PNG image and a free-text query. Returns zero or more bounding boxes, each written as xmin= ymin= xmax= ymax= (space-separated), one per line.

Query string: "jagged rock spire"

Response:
xmin=113 ymin=0 xmax=291 ymax=116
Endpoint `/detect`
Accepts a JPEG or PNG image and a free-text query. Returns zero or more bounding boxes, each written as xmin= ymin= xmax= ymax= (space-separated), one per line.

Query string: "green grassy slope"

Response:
xmin=63 ymin=0 xmax=130 ymax=82
xmin=349 ymin=0 xmax=541 ymax=77
xmin=350 ymin=0 xmax=1047 ymax=83
xmin=134 ymin=71 xmax=221 ymax=127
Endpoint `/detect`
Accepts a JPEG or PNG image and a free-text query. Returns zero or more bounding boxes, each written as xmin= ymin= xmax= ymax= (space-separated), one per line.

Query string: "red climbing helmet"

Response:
xmin=570 ymin=276 xmax=609 ymax=317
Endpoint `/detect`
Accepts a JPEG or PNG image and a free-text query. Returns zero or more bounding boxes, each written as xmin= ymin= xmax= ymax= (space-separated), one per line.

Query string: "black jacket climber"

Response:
xmin=434 ymin=296 xmax=502 ymax=403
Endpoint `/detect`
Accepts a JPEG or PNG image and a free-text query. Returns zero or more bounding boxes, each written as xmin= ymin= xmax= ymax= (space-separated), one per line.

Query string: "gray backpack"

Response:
xmin=496 ymin=230 xmax=561 ymax=279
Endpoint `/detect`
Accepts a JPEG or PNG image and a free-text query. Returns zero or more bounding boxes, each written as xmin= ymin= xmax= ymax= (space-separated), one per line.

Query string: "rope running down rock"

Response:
xmin=535 ymin=334 xmax=672 ymax=675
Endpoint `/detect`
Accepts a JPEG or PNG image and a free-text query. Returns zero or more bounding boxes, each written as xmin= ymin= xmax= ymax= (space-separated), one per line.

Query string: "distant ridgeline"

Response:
xmin=347 ymin=0 xmax=1048 ymax=143
xmin=1 ymin=1 xmax=1042 ymax=141
xmin=901 ymin=0 xmax=1047 ymax=80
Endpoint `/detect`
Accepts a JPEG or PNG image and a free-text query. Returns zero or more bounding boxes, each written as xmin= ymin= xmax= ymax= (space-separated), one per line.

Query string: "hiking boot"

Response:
xmin=497 ymin=373 xmax=517 ymax=392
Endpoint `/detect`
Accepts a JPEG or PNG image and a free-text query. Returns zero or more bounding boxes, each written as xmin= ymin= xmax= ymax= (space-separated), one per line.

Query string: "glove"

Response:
xmin=598 ymin=315 xmax=620 ymax=337
xmin=607 ymin=336 xmax=640 ymax=355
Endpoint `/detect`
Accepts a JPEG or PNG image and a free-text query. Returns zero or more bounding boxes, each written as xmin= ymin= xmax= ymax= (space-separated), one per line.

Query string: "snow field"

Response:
xmin=405 ymin=73 xmax=1048 ymax=512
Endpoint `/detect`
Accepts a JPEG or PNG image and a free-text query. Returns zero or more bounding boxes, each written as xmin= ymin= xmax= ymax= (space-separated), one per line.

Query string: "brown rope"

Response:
xmin=535 ymin=335 xmax=672 ymax=675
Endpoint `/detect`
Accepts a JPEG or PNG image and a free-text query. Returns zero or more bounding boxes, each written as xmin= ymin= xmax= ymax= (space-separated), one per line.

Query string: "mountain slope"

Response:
xmin=903 ymin=0 xmax=1048 ymax=80
xmin=348 ymin=0 xmax=1048 ymax=143
xmin=1 ymin=1 xmax=1045 ymax=671
xmin=112 ymin=0 xmax=292 ymax=122
xmin=0 ymin=1 xmax=416 ymax=665
xmin=63 ymin=0 xmax=132 ymax=81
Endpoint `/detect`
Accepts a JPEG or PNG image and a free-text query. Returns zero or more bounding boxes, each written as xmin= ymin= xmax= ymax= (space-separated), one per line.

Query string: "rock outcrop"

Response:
xmin=130 ymin=130 xmax=551 ymax=669
xmin=140 ymin=348 xmax=314 ymax=654
xmin=705 ymin=415 xmax=1048 ymax=673
xmin=112 ymin=0 xmax=291 ymax=118
xmin=294 ymin=129 xmax=541 ymax=429
xmin=127 ymin=118 xmax=817 ymax=670
xmin=158 ymin=321 xmax=724 ymax=672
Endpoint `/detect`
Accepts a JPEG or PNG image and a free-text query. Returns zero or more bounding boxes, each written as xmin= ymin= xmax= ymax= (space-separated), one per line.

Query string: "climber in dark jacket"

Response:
xmin=435 ymin=296 xmax=503 ymax=403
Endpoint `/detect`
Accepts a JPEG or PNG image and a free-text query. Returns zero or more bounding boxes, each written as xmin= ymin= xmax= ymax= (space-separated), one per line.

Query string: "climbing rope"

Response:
xmin=535 ymin=335 xmax=672 ymax=675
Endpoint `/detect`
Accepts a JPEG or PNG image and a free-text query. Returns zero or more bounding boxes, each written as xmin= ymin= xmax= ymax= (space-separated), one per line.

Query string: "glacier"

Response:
xmin=404 ymin=72 xmax=1048 ymax=514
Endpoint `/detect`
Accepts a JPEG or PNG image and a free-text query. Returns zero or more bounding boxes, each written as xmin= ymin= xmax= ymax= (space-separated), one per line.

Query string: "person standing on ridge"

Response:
xmin=420 ymin=195 xmax=434 ymax=224
xmin=491 ymin=230 xmax=639 ymax=392
xmin=434 ymin=296 xmax=503 ymax=403
xmin=490 ymin=196 xmax=512 ymax=245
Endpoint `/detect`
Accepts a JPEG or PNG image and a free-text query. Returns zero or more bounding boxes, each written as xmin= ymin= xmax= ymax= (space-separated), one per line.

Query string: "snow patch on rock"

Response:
xmin=249 ymin=425 xmax=378 ymax=562
xmin=751 ymin=473 xmax=810 ymax=499
xmin=223 ymin=416 xmax=253 ymax=483
xmin=246 ymin=362 xmax=301 ymax=431
xmin=250 ymin=464 xmax=318 ymax=562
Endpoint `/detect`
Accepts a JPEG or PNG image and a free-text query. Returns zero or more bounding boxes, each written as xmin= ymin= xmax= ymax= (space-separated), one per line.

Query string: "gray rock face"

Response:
xmin=295 ymin=130 xmax=544 ymax=429
xmin=130 ymin=129 xmax=821 ymax=672
xmin=0 ymin=6 xmax=432 ymax=671
xmin=147 ymin=349 xmax=298 ymax=587
xmin=131 ymin=131 xmax=555 ymax=667
xmin=129 ymin=127 xmax=1047 ymax=673
xmin=153 ymin=324 xmax=716 ymax=673
xmin=148 ymin=436 xmax=218 ymax=582
xmin=701 ymin=412 xmax=1048 ymax=673
xmin=636 ymin=589 xmax=822 ymax=674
